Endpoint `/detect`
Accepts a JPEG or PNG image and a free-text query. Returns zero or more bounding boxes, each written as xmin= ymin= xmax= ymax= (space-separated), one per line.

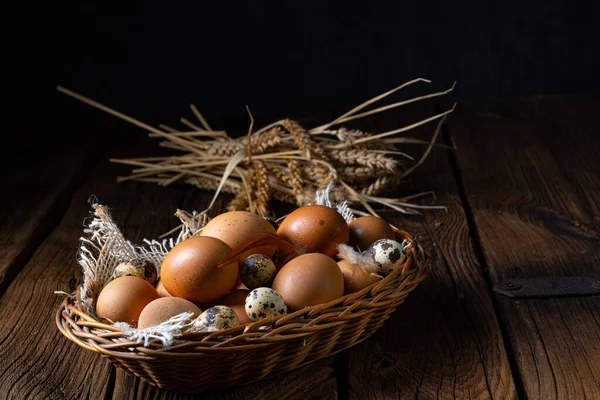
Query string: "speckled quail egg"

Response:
xmin=241 ymin=254 xmax=277 ymax=289
xmin=193 ymin=306 xmax=240 ymax=332
xmin=112 ymin=258 xmax=157 ymax=284
xmin=245 ymin=287 xmax=287 ymax=321
xmin=366 ymin=239 xmax=406 ymax=275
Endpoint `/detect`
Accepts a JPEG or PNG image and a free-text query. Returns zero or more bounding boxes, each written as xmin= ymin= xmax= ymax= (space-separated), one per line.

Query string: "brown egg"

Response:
xmin=277 ymin=205 xmax=349 ymax=258
xmin=155 ymin=279 xmax=173 ymax=297
xmin=96 ymin=276 xmax=159 ymax=326
xmin=338 ymin=260 xmax=382 ymax=294
xmin=160 ymin=236 xmax=238 ymax=304
xmin=201 ymin=211 xmax=277 ymax=258
xmin=219 ymin=289 xmax=252 ymax=324
xmin=138 ymin=297 xmax=202 ymax=329
xmin=272 ymin=253 xmax=344 ymax=311
xmin=348 ymin=216 xmax=395 ymax=251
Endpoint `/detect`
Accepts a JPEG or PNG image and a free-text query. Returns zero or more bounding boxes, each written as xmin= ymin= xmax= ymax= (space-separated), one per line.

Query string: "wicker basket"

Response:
xmin=56 ymin=229 xmax=429 ymax=393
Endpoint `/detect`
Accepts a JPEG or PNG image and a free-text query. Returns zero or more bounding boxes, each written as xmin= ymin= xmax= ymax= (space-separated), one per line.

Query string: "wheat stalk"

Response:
xmin=360 ymin=175 xmax=398 ymax=196
xmin=58 ymin=78 xmax=455 ymax=216
xmin=332 ymin=149 xmax=398 ymax=172
xmin=254 ymin=161 xmax=270 ymax=217
xmin=284 ymin=119 xmax=326 ymax=161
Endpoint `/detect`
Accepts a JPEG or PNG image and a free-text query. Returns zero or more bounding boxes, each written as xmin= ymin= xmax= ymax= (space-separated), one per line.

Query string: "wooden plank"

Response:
xmin=529 ymin=95 xmax=600 ymax=225
xmin=0 ymin=115 xmax=114 ymax=297
xmin=447 ymin=96 xmax=600 ymax=399
xmin=499 ymin=297 xmax=600 ymax=399
xmin=449 ymin=99 xmax=600 ymax=279
xmin=344 ymin=105 xmax=517 ymax=399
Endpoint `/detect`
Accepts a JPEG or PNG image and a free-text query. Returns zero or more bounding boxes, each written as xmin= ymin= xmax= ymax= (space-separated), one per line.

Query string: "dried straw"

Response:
xmin=57 ymin=79 xmax=456 ymax=216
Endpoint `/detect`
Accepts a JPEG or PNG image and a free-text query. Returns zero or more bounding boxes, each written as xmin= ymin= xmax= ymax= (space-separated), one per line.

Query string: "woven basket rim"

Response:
xmin=56 ymin=229 xmax=429 ymax=360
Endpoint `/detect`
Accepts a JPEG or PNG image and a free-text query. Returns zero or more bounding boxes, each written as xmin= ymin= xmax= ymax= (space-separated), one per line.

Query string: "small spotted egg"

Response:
xmin=193 ymin=306 xmax=240 ymax=332
xmin=245 ymin=287 xmax=287 ymax=321
xmin=366 ymin=239 xmax=406 ymax=275
xmin=112 ymin=258 xmax=157 ymax=284
xmin=241 ymin=254 xmax=277 ymax=289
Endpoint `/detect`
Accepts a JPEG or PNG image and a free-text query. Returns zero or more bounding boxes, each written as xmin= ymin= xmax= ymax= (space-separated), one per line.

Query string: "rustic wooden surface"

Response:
xmin=0 ymin=95 xmax=598 ymax=399
xmin=447 ymin=95 xmax=600 ymax=399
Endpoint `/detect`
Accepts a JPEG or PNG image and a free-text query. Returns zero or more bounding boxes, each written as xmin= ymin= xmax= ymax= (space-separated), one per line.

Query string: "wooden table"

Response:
xmin=1 ymin=95 xmax=599 ymax=399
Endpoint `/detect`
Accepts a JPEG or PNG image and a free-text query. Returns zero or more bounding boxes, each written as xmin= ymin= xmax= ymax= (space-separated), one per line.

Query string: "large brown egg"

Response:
xmin=277 ymin=205 xmax=349 ymax=258
xmin=272 ymin=253 xmax=344 ymax=311
xmin=201 ymin=211 xmax=277 ymax=258
xmin=338 ymin=260 xmax=382 ymax=294
xmin=348 ymin=216 xmax=395 ymax=251
xmin=138 ymin=297 xmax=202 ymax=329
xmin=219 ymin=289 xmax=252 ymax=324
xmin=160 ymin=236 xmax=238 ymax=304
xmin=96 ymin=276 xmax=159 ymax=326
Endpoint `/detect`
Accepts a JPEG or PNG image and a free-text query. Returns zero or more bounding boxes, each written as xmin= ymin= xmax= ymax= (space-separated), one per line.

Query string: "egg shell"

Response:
xmin=367 ymin=239 xmax=406 ymax=275
xmin=194 ymin=305 xmax=240 ymax=331
xmin=337 ymin=260 xmax=382 ymax=294
xmin=272 ymin=253 xmax=344 ymax=311
xmin=348 ymin=216 xmax=395 ymax=251
xmin=160 ymin=236 xmax=238 ymax=304
xmin=277 ymin=205 xmax=349 ymax=258
xmin=112 ymin=258 xmax=158 ymax=284
xmin=201 ymin=211 xmax=277 ymax=259
xmin=245 ymin=287 xmax=287 ymax=321
xmin=219 ymin=289 xmax=252 ymax=324
xmin=138 ymin=297 xmax=202 ymax=329
xmin=155 ymin=279 xmax=173 ymax=297
xmin=241 ymin=254 xmax=277 ymax=289
xmin=96 ymin=276 xmax=159 ymax=326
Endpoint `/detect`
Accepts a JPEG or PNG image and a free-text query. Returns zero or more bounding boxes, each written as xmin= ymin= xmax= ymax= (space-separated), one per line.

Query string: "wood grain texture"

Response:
xmin=448 ymin=99 xmax=600 ymax=280
xmin=344 ymin=107 xmax=517 ymax=399
xmin=448 ymin=96 xmax=600 ymax=399
xmin=0 ymin=117 xmax=114 ymax=297
xmin=499 ymin=297 xmax=600 ymax=399
xmin=527 ymin=95 xmax=600 ymax=228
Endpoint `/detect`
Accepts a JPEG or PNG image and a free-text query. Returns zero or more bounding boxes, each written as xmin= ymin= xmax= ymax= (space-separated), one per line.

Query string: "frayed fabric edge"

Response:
xmin=114 ymin=312 xmax=195 ymax=347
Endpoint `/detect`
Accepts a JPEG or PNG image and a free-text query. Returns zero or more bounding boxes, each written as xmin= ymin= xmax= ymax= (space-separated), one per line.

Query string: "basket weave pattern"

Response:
xmin=56 ymin=230 xmax=429 ymax=393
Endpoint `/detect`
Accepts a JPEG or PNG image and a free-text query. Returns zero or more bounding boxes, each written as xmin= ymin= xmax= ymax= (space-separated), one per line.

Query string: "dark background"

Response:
xmin=4 ymin=1 xmax=600 ymax=141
